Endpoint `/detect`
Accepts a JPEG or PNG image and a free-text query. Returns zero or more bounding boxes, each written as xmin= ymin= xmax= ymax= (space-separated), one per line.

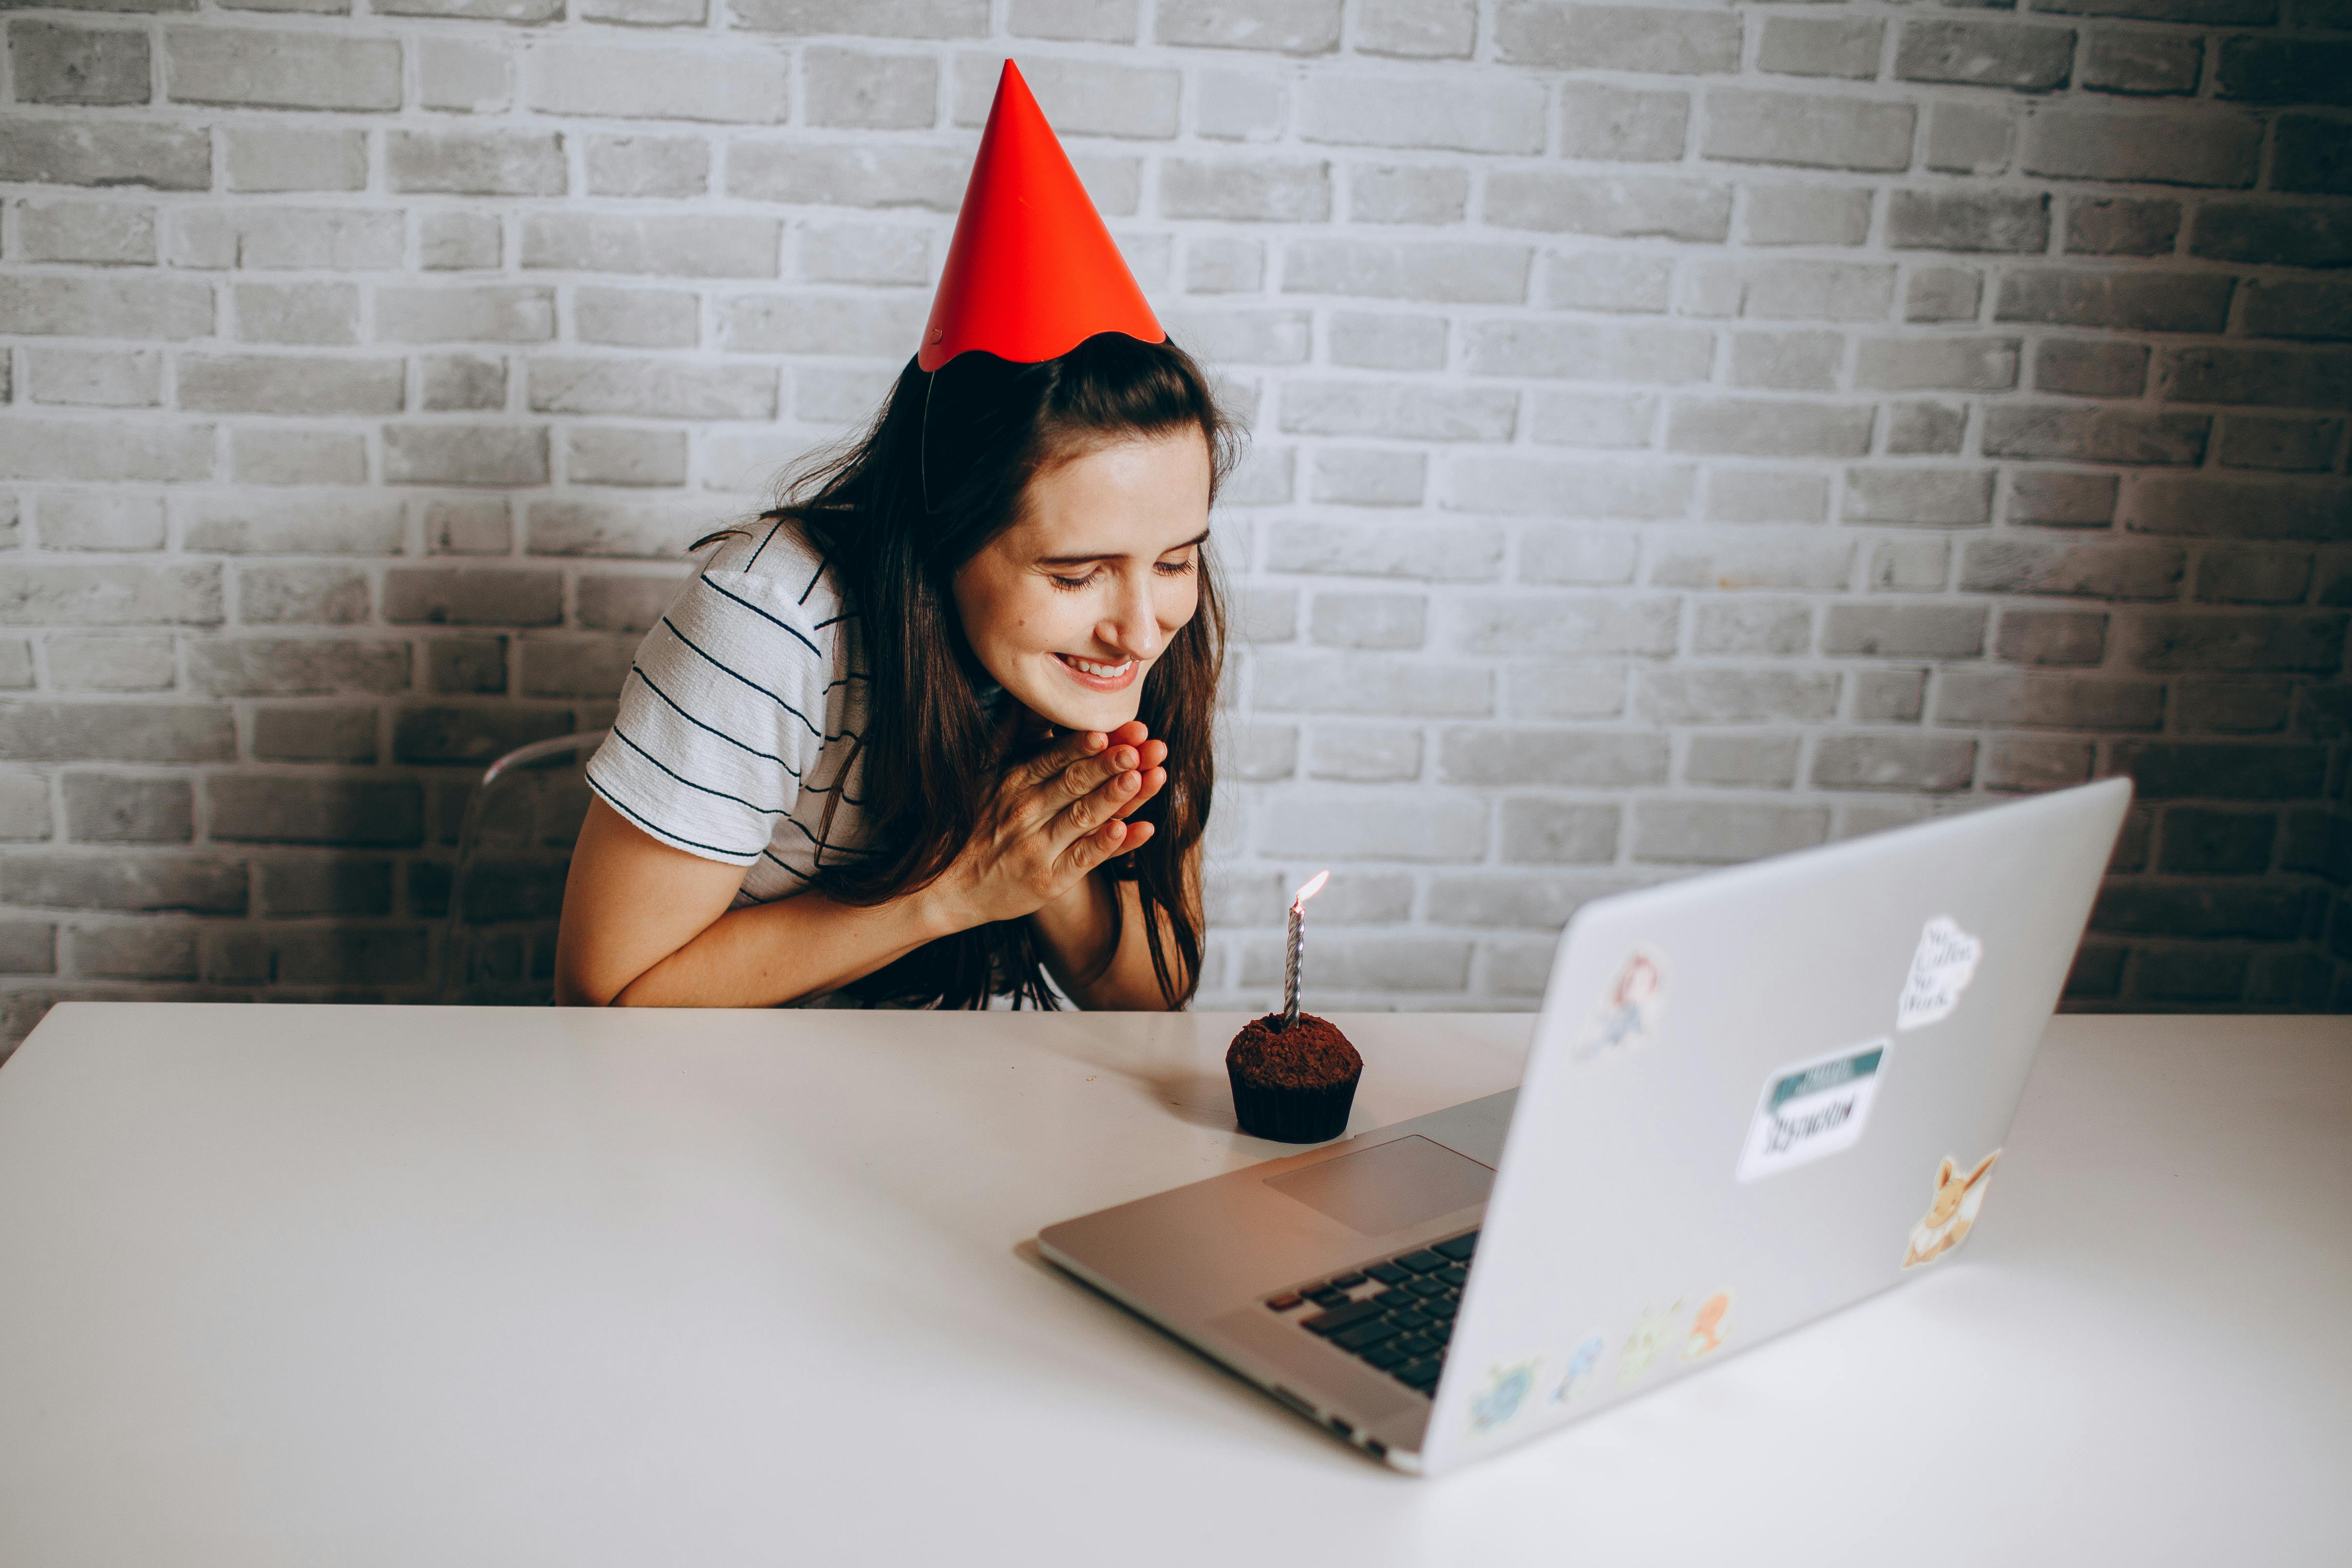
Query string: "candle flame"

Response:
xmin=1290 ymin=869 xmax=1330 ymax=911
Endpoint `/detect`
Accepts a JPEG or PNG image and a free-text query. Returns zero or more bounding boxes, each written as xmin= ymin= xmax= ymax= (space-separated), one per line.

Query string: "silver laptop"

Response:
xmin=1039 ymin=777 xmax=2132 ymax=1475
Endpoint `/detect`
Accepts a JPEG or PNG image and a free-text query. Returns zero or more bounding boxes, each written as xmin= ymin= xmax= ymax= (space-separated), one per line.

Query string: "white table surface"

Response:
xmin=0 ymin=1003 xmax=2344 ymax=1567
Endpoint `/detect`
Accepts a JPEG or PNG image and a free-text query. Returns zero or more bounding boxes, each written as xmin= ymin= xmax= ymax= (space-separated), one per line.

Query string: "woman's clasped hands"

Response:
xmin=926 ymin=719 xmax=1169 ymax=930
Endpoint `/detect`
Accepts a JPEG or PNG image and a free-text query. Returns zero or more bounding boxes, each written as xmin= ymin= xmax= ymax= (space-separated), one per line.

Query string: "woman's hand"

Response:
xmin=922 ymin=720 xmax=1167 ymax=933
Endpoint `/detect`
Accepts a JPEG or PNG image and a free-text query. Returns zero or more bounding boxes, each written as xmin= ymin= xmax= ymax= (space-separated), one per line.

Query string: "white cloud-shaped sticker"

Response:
xmin=1897 ymin=916 xmax=1982 ymax=1031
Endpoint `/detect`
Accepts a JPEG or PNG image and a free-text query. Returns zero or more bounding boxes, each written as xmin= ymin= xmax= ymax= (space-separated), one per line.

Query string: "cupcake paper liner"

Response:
xmin=1227 ymin=1059 xmax=1361 ymax=1144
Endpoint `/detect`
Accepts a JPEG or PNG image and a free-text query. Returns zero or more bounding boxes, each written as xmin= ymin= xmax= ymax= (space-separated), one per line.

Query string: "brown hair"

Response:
xmin=698 ymin=332 xmax=1236 ymax=1009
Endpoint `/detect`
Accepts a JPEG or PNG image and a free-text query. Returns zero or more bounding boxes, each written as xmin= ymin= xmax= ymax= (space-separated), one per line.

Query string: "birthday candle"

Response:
xmin=1279 ymin=869 xmax=1330 ymax=1030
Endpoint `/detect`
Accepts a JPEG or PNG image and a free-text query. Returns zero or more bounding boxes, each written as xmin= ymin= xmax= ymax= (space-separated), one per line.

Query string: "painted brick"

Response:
xmin=1558 ymin=83 xmax=1689 ymax=164
xmin=1962 ymin=535 xmax=2185 ymax=599
xmin=1934 ymin=671 xmax=2164 ymax=729
xmin=1823 ymin=603 xmax=1987 ymax=657
xmin=165 ymin=29 xmax=400 ymax=112
xmin=1742 ymin=185 xmax=1873 ymax=248
xmin=1996 ymin=270 xmax=2235 ymax=334
xmin=2082 ymin=29 xmax=2202 ymax=95
xmin=1700 ymin=90 xmax=1916 ymax=172
xmin=525 ymin=39 xmax=787 ymax=123
xmin=1258 ymin=795 xmax=1488 ymax=860
xmin=1856 ymin=337 xmax=2020 ymax=392
xmin=1926 ymin=101 xmax=2016 ymax=176
xmin=0 ymin=121 xmax=209 ymax=191
xmin=2216 ymin=416 xmax=2345 ymax=472
xmin=1667 ymin=400 xmax=1874 ymax=459
xmin=1812 ymin=733 xmax=1977 ymax=791
xmin=2126 ymin=612 xmax=2345 ymax=673
xmin=11 ymin=22 xmax=151 ymax=105
xmin=1496 ymin=2 xmax=1741 ymax=74
xmin=1439 ymin=726 xmax=1669 ymax=787
xmin=2112 ymin=741 xmax=2328 ymax=800
xmin=1635 ymin=669 xmax=1839 ymax=724
xmin=1635 ymin=801 xmax=1827 ymax=862
xmin=1447 ymin=596 xmax=1680 ymax=657
xmin=1265 ymin=520 xmax=1504 ymax=581
xmin=1444 ymin=458 xmax=1696 ymax=519
xmin=26 ymin=347 xmax=163 ymax=407
xmin=2009 ymin=470 xmax=2119 ymax=526
xmin=1469 ymin=320 xmax=1713 ymax=384
xmin=2065 ymin=196 xmax=2181 ymax=257
xmin=1894 ymin=20 xmax=2076 ymax=91
xmin=1888 ymin=191 xmax=2050 ymax=254
xmin=1306 ymin=725 xmax=1422 ymax=782
xmin=0 ymin=701 xmax=234 ymax=763
xmin=2189 ymin=203 xmax=2352 ymax=269
xmin=1252 ymin=652 xmax=1491 ymax=715
xmin=388 ymin=130 xmax=566 ymax=197
xmin=2035 ymin=340 xmax=2149 ymax=398
xmin=1284 ymin=239 xmax=1530 ymax=304
xmin=1982 ymin=404 xmax=2209 ymax=465
xmin=1348 ymin=166 xmax=1469 ymax=226
xmin=2004 ymin=606 xmax=2117 ymax=663
xmin=2023 ymin=108 xmax=2262 ymax=187
xmin=0 ymin=856 xmax=246 ymax=916
xmin=1498 ymin=799 xmax=1620 ymax=864
xmin=1843 ymin=467 xmax=1996 ymax=525
xmin=524 ymin=213 xmax=779 ymax=278
xmin=2123 ymin=478 xmax=2352 ymax=541
xmin=1487 ymin=173 xmax=1731 ymax=243
xmin=1300 ymin=73 xmax=1546 ymax=154
xmin=1759 ymin=17 xmax=1886 ymax=80
xmin=2240 ymin=280 xmax=2352 ymax=344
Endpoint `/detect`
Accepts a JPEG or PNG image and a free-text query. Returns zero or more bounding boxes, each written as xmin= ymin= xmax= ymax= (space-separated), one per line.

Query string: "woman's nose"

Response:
xmin=1101 ymin=570 xmax=1162 ymax=659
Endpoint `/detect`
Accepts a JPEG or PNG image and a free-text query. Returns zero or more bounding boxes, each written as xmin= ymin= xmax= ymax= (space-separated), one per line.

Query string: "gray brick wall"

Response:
xmin=1 ymin=0 xmax=2346 ymax=1048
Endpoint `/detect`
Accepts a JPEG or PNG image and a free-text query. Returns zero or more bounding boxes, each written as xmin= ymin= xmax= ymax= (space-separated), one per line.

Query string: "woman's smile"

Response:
xmin=1056 ymin=651 xmax=1140 ymax=689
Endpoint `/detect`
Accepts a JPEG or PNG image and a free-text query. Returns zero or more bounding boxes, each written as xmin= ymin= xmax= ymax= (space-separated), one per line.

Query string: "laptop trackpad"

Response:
xmin=1262 ymin=1136 xmax=1494 ymax=1236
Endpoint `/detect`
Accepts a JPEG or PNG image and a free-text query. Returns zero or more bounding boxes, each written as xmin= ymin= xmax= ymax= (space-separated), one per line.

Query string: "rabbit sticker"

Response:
xmin=1617 ymin=1300 xmax=1682 ymax=1385
xmin=1902 ymin=1150 xmax=2002 ymax=1268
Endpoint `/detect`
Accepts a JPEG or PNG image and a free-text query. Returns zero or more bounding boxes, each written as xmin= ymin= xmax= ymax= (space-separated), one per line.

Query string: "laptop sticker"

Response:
xmin=1736 ymin=1039 xmax=1889 ymax=1184
xmin=1550 ymin=1333 xmax=1606 ymax=1404
xmin=1902 ymin=1149 xmax=2002 ymax=1268
xmin=1896 ymin=915 xmax=1982 ymax=1031
xmin=1682 ymin=1292 xmax=1732 ymax=1360
xmin=1469 ymin=1358 xmax=1540 ymax=1433
xmin=1617 ymin=1300 xmax=1682 ymax=1385
xmin=1570 ymin=945 xmax=1668 ymax=1063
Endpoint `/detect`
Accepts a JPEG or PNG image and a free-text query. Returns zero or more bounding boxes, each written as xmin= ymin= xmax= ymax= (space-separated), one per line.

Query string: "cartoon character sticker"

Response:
xmin=1682 ymin=1292 xmax=1732 ymax=1360
xmin=1617 ymin=1300 xmax=1682 ymax=1385
xmin=1897 ymin=916 xmax=1982 ymax=1032
xmin=1572 ymin=946 xmax=1669 ymax=1063
xmin=1903 ymin=1150 xmax=2003 ymax=1268
xmin=1550 ymin=1333 xmax=1607 ymax=1404
xmin=1470 ymin=1358 xmax=1540 ymax=1433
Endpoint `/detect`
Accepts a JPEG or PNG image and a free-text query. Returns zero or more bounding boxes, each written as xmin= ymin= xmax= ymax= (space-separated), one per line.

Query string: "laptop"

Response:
xmin=1038 ymin=776 xmax=2132 ymax=1474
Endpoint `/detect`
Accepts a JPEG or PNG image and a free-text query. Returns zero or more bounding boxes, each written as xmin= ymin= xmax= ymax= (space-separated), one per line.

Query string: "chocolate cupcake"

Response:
xmin=1226 ymin=1013 xmax=1362 ymax=1143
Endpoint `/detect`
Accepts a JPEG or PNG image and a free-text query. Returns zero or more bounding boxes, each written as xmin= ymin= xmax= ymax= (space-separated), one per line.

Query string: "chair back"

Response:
xmin=441 ymin=730 xmax=610 ymax=1005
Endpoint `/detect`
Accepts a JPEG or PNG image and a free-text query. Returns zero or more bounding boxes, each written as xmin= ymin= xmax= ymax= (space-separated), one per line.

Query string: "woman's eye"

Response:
xmin=1047 ymin=558 xmax=1193 ymax=591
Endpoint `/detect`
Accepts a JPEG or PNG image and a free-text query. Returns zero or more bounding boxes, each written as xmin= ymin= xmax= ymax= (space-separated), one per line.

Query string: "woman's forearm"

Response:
xmin=1027 ymin=870 xmax=1192 ymax=1011
xmin=612 ymin=883 xmax=955 ymax=1009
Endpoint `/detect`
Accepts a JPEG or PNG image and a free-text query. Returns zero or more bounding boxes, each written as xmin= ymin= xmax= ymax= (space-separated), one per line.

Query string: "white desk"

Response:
xmin=0 ymin=1005 xmax=2343 ymax=1567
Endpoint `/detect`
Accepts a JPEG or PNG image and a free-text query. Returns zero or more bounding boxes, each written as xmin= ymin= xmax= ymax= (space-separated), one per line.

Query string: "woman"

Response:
xmin=554 ymin=61 xmax=1230 ymax=1013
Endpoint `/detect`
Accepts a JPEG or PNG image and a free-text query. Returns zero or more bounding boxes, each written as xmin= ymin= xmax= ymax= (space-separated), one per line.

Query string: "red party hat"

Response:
xmin=916 ymin=60 xmax=1165 ymax=372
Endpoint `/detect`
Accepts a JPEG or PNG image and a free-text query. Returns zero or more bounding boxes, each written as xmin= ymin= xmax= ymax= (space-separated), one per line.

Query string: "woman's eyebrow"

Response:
xmin=1035 ymin=526 xmax=1211 ymax=567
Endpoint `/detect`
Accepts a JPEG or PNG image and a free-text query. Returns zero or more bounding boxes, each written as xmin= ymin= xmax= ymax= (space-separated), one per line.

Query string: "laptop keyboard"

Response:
xmin=1263 ymin=1229 xmax=1478 ymax=1398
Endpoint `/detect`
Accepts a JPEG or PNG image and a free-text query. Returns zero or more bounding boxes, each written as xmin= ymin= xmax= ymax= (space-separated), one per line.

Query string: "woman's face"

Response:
xmin=952 ymin=428 xmax=1212 ymax=733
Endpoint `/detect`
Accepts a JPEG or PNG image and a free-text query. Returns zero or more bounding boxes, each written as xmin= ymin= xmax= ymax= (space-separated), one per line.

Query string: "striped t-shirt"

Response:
xmin=584 ymin=515 xmax=1029 ymax=1009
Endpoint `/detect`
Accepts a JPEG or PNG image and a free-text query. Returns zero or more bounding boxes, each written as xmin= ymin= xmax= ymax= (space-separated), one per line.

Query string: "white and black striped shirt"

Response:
xmin=585 ymin=516 xmax=1031 ymax=1009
